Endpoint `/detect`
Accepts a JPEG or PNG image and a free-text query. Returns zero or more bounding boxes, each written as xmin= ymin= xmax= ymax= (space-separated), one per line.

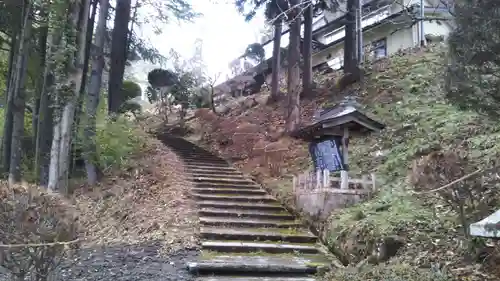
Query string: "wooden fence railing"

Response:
xmin=292 ymin=169 xmax=376 ymax=194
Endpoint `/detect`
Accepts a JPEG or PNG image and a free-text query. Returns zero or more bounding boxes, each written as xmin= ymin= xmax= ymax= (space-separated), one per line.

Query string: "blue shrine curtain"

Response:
xmin=309 ymin=137 xmax=344 ymax=172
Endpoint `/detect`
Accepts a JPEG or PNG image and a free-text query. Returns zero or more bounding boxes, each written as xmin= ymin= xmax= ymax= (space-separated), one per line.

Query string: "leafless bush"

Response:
xmin=262 ymin=141 xmax=289 ymax=177
xmin=0 ymin=183 xmax=79 ymax=281
xmin=409 ymin=150 xmax=498 ymax=237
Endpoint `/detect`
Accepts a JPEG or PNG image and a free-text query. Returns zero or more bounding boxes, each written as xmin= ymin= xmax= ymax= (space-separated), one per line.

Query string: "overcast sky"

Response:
xmin=134 ymin=1 xmax=266 ymax=79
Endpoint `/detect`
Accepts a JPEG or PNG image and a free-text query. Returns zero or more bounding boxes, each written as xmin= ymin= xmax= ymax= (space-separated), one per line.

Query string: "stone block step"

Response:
xmin=193 ymin=182 xmax=260 ymax=189
xmin=193 ymin=188 xmax=267 ymax=196
xmin=193 ymin=177 xmax=254 ymax=184
xmin=181 ymin=154 xmax=223 ymax=158
xmin=200 ymin=227 xmax=317 ymax=243
xmin=189 ymin=169 xmax=243 ymax=176
xmin=199 ymin=216 xmax=301 ymax=228
xmin=190 ymin=174 xmax=248 ymax=180
xmin=196 ymin=277 xmax=316 ymax=281
xmin=180 ymin=153 xmax=215 ymax=156
xmin=188 ymin=254 xmax=327 ymax=274
xmin=186 ymin=165 xmax=237 ymax=171
xmin=183 ymin=158 xmax=228 ymax=163
xmin=192 ymin=193 xmax=276 ymax=203
xmin=202 ymin=241 xmax=319 ymax=254
xmin=185 ymin=162 xmax=232 ymax=168
xmin=199 ymin=208 xmax=294 ymax=220
xmin=197 ymin=201 xmax=284 ymax=211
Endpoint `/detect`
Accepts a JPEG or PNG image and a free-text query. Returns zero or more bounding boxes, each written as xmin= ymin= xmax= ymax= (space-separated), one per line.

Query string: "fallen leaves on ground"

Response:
xmin=72 ymin=137 xmax=198 ymax=255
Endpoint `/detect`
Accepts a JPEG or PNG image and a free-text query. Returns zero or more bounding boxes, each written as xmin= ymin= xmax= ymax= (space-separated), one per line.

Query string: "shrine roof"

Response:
xmin=290 ymin=103 xmax=385 ymax=141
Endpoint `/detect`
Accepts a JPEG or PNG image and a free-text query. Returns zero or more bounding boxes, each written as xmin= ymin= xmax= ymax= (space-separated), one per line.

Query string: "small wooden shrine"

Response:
xmin=290 ymin=97 xmax=385 ymax=189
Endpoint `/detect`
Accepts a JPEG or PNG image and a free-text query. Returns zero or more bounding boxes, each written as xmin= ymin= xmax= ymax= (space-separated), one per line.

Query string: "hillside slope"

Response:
xmin=185 ymin=45 xmax=500 ymax=281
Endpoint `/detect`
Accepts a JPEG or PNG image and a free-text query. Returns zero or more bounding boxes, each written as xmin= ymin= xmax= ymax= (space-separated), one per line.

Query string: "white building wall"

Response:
xmin=386 ymin=25 xmax=414 ymax=54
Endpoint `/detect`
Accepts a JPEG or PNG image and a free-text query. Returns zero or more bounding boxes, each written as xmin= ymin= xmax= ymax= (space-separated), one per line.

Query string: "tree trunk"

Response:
xmin=128 ymin=0 xmax=141 ymax=55
xmin=285 ymin=0 xmax=302 ymax=133
xmin=79 ymin=0 xmax=97 ymax=98
xmin=70 ymin=0 xmax=98 ymax=173
xmin=209 ymin=84 xmax=218 ymax=115
xmin=9 ymin=49 xmax=30 ymax=185
xmin=48 ymin=0 xmax=91 ymax=192
xmin=9 ymin=0 xmax=32 ymax=185
xmin=1 ymin=22 xmax=20 ymax=174
xmin=344 ymin=0 xmax=357 ymax=74
xmin=84 ymin=0 xmax=110 ymax=185
xmin=32 ymin=12 xmax=49 ymax=153
xmin=108 ymin=0 xmax=132 ymax=114
xmin=270 ymin=18 xmax=282 ymax=102
xmin=71 ymin=0 xmax=98 ymax=176
xmin=35 ymin=28 xmax=61 ymax=186
xmin=302 ymin=3 xmax=313 ymax=95
xmin=3 ymin=36 xmax=16 ymax=102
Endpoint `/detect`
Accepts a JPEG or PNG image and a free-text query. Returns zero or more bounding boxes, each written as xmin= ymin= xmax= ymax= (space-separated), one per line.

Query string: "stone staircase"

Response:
xmin=160 ymin=136 xmax=330 ymax=281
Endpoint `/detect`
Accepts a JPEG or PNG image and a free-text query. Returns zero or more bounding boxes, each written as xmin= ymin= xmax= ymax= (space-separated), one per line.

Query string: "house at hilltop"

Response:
xmin=214 ymin=0 xmax=453 ymax=102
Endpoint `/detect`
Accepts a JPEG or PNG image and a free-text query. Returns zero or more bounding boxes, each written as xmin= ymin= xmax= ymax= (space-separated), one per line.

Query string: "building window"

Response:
xmin=371 ymin=38 xmax=387 ymax=59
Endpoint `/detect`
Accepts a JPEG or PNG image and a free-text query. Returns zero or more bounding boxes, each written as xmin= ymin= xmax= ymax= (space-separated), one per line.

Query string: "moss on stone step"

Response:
xmin=200 ymin=250 xmax=325 ymax=260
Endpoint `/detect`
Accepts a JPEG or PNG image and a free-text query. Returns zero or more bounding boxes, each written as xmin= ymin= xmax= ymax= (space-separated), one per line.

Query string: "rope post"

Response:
xmin=322 ymin=169 xmax=330 ymax=189
xmin=341 ymin=127 xmax=350 ymax=189
xmin=362 ymin=174 xmax=368 ymax=190
xmin=371 ymin=173 xmax=377 ymax=192
xmin=293 ymin=175 xmax=297 ymax=193
xmin=316 ymin=169 xmax=321 ymax=190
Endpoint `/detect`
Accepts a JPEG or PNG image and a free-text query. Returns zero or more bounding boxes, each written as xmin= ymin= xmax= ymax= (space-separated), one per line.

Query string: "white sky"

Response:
xmin=135 ymin=1 xmax=266 ymax=79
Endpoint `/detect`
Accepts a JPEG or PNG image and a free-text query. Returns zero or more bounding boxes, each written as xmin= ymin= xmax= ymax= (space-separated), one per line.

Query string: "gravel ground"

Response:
xmin=0 ymin=242 xmax=198 ymax=281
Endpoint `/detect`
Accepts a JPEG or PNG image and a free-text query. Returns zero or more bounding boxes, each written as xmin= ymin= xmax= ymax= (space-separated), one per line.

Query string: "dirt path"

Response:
xmin=57 ymin=244 xmax=197 ymax=281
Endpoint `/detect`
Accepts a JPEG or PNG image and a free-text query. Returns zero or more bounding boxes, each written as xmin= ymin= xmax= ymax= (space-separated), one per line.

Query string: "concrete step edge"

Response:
xmin=192 ymin=188 xmax=266 ymax=194
xmin=200 ymin=227 xmax=317 ymax=243
xmin=197 ymin=201 xmax=284 ymax=210
xmin=195 ymin=277 xmax=317 ymax=281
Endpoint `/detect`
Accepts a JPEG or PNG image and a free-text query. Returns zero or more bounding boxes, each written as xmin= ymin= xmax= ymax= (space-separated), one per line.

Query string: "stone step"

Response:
xmin=189 ymin=169 xmax=243 ymax=176
xmin=193 ymin=187 xmax=267 ymax=196
xmin=185 ymin=162 xmax=232 ymax=167
xmin=192 ymin=193 xmax=276 ymax=203
xmin=193 ymin=182 xmax=260 ymax=189
xmin=188 ymin=254 xmax=327 ymax=275
xmin=196 ymin=277 xmax=317 ymax=281
xmin=199 ymin=208 xmax=294 ymax=220
xmin=199 ymin=216 xmax=301 ymax=228
xmin=181 ymin=154 xmax=223 ymax=158
xmin=173 ymin=150 xmax=211 ymax=154
xmin=200 ymin=227 xmax=317 ymax=243
xmin=189 ymin=173 xmax=248 ymax=180
xmin=183 ymin=158 xmax=228 ymax=163
xmin=202 ymin=241 xmax=319 ymax=254
xmin=193 ymin=177 xmax=254 ymax=185
xmin=197 ymin=201 xmax=285 ymax=211
xmin=179 ymin=153 xmax=214 ymax=157
xmin=186 ymin=165 xmax=237 ymax=171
